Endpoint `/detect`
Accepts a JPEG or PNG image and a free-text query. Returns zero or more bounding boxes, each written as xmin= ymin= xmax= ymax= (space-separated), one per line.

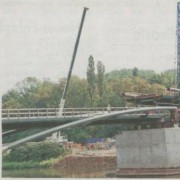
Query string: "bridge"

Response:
xmin=2 ymin=107 xmax=174 ymax=130
xmin=2 ymin=5 xmax=180 ymax=176
xmin=2 ymin=106 xmax=178 ymax=153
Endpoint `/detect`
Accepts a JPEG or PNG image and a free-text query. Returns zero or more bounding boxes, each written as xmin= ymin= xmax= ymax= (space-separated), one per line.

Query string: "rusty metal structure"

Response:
xmin=124 ymin=92 xmax=180 ymax=107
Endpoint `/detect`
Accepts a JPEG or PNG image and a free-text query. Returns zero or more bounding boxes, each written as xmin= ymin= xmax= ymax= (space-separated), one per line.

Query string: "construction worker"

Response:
xmin=107 ymin=104 xmax=111 ymax=113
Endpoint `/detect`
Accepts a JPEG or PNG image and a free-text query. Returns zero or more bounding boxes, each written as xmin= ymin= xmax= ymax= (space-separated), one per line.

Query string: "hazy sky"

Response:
xmin=0 ymin=0 xmax=178 ymax=93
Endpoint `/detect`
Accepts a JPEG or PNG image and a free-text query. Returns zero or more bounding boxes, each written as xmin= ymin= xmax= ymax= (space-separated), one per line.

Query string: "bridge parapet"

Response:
xmin=2 ymin=107 xmax=133 ymax=120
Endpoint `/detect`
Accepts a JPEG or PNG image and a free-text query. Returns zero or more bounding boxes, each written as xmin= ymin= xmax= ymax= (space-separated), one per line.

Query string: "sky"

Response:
xmin=0 ymin=0 xmax=178 ymax=94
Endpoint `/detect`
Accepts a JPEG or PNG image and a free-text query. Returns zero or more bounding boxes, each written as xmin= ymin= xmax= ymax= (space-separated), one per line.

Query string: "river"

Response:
xmin=2 ymin=168 xmax=114 ymax=178
xmin=3 ymin=168 xmax=180 ymax=178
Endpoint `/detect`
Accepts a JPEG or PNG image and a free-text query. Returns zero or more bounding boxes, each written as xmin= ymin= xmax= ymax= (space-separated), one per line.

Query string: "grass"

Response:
xmin=2 ymin=161 xmax=43 ymax=170
xmin=2 ymin=151 xmax=70 ymax=170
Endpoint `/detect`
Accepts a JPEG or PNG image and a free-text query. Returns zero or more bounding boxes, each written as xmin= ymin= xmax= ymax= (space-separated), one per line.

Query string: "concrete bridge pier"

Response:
xmin=116 ymin=128 xmax=180 ymax=176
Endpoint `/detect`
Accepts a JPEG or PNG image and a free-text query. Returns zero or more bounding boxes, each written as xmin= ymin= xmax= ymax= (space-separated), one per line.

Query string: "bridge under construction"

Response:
xmin=2 ymin=106 xmax=179 ymax=130
xmin=2 ymin=106 xmax=177 ymax=153
xmin=2 ymin=4 xmax=180 ymax=177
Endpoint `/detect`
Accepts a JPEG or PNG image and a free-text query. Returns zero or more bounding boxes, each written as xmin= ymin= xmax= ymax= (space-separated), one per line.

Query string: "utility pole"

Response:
xmin=58 ymin=7 xmax=89 ymax=116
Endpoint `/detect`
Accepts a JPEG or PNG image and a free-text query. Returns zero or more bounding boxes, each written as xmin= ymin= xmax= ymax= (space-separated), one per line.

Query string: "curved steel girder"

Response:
xmin=2 ymin=106 xmax=177 ymax=153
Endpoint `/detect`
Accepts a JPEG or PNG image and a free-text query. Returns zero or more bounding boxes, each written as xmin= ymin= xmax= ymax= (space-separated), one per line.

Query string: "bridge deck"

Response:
xmin=2 ymin=107 xmax=174 ymax=129
xmin=3 ymin=114 xmax=166 ymax=129
xmin=2 ymin=106 xmax=177 ymax=153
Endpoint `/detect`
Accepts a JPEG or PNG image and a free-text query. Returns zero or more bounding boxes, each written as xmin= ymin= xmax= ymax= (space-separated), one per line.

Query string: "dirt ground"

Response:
xmin=53 ymin=146 xmax=117 ymax=171
xmin=71 ymin=146 xmax=116 ymax=156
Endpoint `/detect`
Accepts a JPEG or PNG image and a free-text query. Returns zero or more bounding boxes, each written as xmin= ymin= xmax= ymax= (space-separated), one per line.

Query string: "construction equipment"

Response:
xmin=58 ymin=7 xmax=89 ymax=116
xmin=167 ymin=87 xmax=180 ymax=92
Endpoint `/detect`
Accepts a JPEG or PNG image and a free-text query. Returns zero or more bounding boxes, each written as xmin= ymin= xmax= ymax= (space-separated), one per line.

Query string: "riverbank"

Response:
xmin=2 ymin=147 xmax=117 ymax=178
xmin=2 ymin=141 xmax=70 ymax=170
xmin=53 ymin=154 xmax=116 ymax=171
xmin=3 ymin=146 xmax=180 ymax=178
xmin=2 ymin=145 xmax=117 ymax=169
xmin=53 ymin=146 xmax=116 ymax=170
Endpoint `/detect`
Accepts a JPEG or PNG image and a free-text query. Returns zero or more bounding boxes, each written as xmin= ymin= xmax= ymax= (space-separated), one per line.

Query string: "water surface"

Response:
xmin=2 ymin=168 xmax=112 ymax=178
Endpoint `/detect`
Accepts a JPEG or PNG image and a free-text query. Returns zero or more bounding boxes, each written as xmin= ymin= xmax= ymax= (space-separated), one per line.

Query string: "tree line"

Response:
xmin=2 ymin=56 xmax=176 ymax=109
xmin=2 ymin=55 xmax=177 ymax=144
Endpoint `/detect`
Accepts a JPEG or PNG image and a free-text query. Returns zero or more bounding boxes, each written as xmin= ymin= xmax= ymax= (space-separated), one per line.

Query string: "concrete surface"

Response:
xmin=116 ymin=128 xmax=180 ymax=168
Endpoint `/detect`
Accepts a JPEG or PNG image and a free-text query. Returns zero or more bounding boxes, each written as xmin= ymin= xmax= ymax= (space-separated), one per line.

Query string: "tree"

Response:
xmin=132 ymin=67 xmax=138 ymax=77
xmin=2 ymin=90 xmax=22 ymax=109
xmin=149 ymin=74 xmax=163 ymax=84
xmin=87 ymin=55 xmax=96 ymax=106
xmin=2 ymin=77 xmax=61 ymax=109
xmin=62 ymin=127 xmax=90 ymax=144
xmin=3 ymin=141 xmax=65 ymax=162
xmin=133 ymin=77 xmax=150 ymax=93
xmin=65 ymin=76 xmax=89 ymax=107
xmin=16 ymin=77 xmax=40 ymax=108
xmin=3 ymin=68 xmax=171 ymax=110
xmin=97 ymin=61 xmax=105 ymax=100
xmin=33 ymin=79 xmax=60 ymax=108
xmin=160 ymin=69 xmax=176 ymax=87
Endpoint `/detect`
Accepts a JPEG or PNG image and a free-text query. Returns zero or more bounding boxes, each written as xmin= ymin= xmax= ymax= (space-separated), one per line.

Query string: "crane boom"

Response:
xmin=58 ymin=7 xmax=89 ymax=116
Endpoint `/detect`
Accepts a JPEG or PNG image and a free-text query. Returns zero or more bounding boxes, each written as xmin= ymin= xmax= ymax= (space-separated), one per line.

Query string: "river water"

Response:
xmin=2 ymin=168 xmax=114 ymax=178
xmin=2 ymin=168 xmax=180 ymax=178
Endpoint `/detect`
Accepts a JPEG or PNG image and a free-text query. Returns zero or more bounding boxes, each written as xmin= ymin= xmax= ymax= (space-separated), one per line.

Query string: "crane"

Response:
xmin=58 ymin=7 xmax=89 ymax=116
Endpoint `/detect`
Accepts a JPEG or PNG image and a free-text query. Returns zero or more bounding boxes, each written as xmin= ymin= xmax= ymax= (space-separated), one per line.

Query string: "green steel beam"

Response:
xmin=2 ymin=114 xmax=165 ymax=130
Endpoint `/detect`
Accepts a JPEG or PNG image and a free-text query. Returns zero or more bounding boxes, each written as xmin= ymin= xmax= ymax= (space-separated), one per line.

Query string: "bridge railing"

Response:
xmin=2 ymin=107 xmax=132 ymax=120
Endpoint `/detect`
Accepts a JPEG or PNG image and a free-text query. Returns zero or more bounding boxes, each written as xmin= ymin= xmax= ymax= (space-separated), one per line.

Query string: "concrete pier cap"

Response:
xmin=116 ymin=128 xmax=180 ymax=176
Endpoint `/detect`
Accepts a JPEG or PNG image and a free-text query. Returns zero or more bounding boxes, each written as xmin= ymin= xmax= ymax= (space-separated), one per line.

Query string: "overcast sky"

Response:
xmin=0 ymin=0 xmax=178 ymax=94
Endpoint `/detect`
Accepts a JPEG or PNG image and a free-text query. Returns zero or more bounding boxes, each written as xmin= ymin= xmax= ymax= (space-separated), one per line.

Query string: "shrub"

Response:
xmin=3 ymin=141 xmax=66 ymax=162
xmin=2 ymin=161 xmax=41 ymax=169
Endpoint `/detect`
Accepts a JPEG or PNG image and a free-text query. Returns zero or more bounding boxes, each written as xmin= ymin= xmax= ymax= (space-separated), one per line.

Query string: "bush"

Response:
xmin=2 ymin=152 xmax=70 ymax=170
xmin=2 ymin=161 xmax=41 ymax=169
xmin=3 ymin=141 xmax=66 ymax=162
xmin=39 ymin=156 xmax=64 ymax=168
xmin=2 ymin=128 xmax=47 ymax=144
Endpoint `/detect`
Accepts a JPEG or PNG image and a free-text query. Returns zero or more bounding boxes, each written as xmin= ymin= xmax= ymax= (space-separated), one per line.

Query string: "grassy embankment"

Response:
xmin=2 ymin=141 xmax=71 ymax=170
